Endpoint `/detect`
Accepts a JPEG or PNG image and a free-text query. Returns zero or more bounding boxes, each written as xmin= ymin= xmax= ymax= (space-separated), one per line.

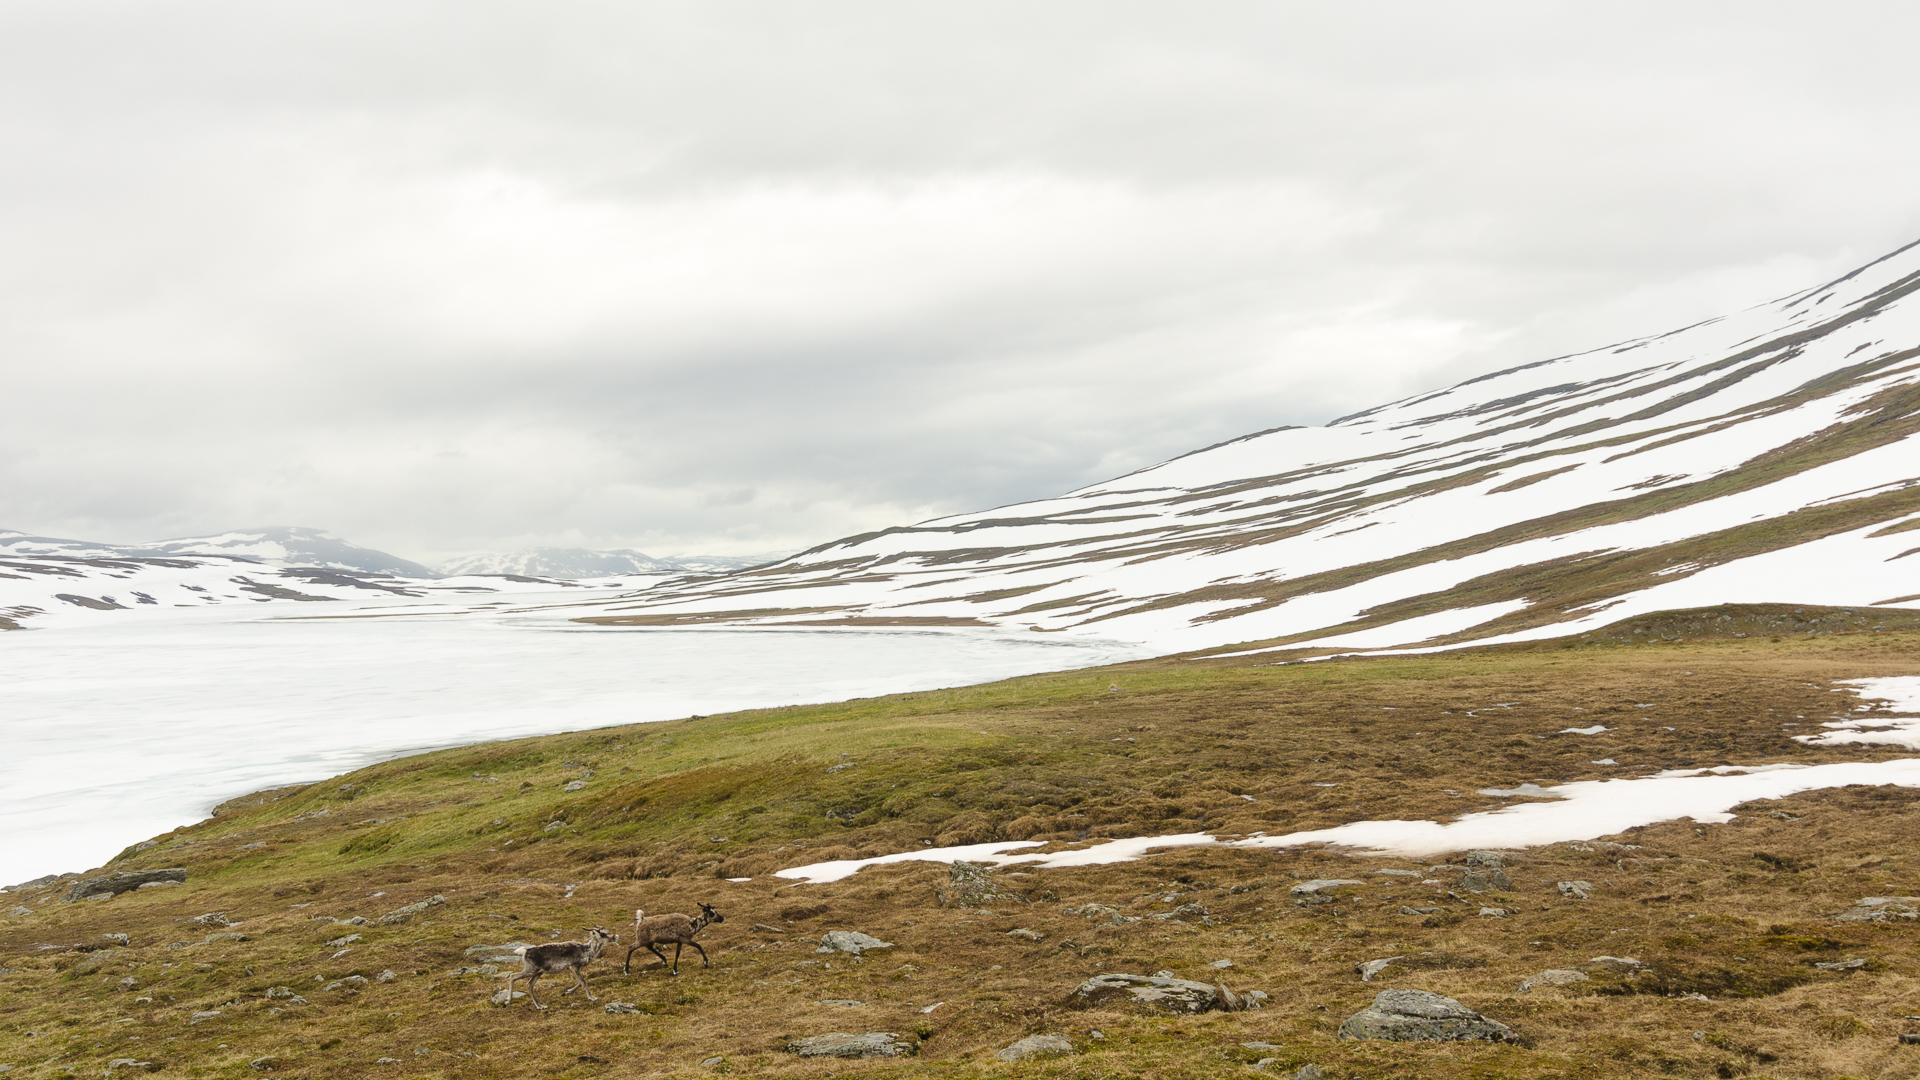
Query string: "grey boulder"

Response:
xmin=786 ymin=1032 xmax=914 ymax=1058
xmin=995 ymin=1034 xmax=1072 ymax=1062
xmin=1337 ymin=989 xmax=1518 ymax=1043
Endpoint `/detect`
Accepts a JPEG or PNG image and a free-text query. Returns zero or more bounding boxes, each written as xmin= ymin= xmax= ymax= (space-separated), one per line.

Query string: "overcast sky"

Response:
xmin=3 ymin=2 xmax=1919 ymax=564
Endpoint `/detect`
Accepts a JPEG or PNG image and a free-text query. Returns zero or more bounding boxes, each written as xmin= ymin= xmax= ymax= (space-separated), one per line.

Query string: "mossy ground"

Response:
xmin=3 ymin=617 xmax=1918 ymax=1079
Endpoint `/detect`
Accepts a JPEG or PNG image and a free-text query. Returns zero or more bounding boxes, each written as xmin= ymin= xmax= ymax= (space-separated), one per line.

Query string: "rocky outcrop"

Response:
xmin=786 ymin=1033 xmax=915 ymax=1058
xmin=1070 ymin=972 xmax=1259 ymax=1014
xmin=1337 ymin=989 xmax=1518 ymax=1043
xmin=64 ymin=869 xmax=186 ymax=901
xmin=937 ymin=862 xmax=1025 ymax=908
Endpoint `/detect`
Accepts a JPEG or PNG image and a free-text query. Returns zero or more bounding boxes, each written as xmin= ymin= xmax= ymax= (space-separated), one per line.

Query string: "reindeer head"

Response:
xmin=584 ymin=926 xmax=619 ymax=953
xmin=698 ymin=902 xmax=724 ymax=925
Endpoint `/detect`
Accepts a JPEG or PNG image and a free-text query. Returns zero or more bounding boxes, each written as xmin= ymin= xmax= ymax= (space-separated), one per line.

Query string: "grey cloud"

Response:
xmin=3 ymin=2 xmax=1920 ymax=561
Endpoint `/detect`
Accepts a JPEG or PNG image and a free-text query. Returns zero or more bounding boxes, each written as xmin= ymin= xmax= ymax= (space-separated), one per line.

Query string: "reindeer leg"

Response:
xmin=690 ymin=941 xmax=711 ymax=968
xmin=575 ymin=968 xmax=596 ymax=1002
xmin=526 ymin=971 xmax=547 ymax=1011
xmin=648 ymin=943 xmax=672 ymax=973
xmin=670 ymin=942 xmax=684 ymax=976
xmin=623 ymin=944 xmax=639 ymax=976
xmin=502 ymin=971 xmax=521 ymax=1005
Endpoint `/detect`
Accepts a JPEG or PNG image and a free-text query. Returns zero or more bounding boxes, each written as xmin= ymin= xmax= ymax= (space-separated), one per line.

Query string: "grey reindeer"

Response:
xmin=623 ymin=903 xmax=724 ymax=975
xmin=499 ymin=926 xmax=619 ymax=1009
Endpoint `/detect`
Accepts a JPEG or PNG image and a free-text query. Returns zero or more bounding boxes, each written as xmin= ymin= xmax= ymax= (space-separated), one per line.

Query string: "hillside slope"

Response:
xmin=569 ymin=242 xmax=1920 ymax=654
xmin=6 ymin=630 xmax=1920 ymax=1079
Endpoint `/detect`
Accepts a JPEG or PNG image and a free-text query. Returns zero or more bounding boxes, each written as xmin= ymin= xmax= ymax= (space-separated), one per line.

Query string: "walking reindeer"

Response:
xmin=499 ymin=926 xmax=619 ymax=1009
xmin=624 ymin=903 xmax=724 ymax=975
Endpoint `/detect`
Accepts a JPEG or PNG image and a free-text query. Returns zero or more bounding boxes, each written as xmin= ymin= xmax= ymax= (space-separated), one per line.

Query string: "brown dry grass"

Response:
xmin=3 ymin=622 xmax=1919 ymax=1079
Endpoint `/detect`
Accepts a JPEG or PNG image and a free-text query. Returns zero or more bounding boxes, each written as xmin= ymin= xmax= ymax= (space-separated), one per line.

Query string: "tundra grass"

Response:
xmin=3 ymin=621 xmax=1919 ymax=1079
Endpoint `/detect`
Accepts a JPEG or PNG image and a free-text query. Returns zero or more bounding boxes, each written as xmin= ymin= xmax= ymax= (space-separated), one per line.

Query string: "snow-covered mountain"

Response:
xmin=434 ymin=548 xmax=778 ymax=578
xmin=0 ymin=526 xmax=433 ymax=577
xmin=0 ymin=527 xmax=664 ymax=630
xmin=558 ymin=240 xmax=1920 ymax=653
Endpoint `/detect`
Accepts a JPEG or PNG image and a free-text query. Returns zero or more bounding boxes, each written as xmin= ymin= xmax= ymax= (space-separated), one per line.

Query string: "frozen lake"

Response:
xmin=0 ymin=607 xmax=1148 ymax=884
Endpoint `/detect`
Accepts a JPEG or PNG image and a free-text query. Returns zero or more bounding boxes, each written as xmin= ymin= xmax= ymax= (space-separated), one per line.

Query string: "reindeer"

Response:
xmin=499 ymin=926 xmax=618 ymax=1009
xmin=623 ymin=903 xmax=724 ymax=975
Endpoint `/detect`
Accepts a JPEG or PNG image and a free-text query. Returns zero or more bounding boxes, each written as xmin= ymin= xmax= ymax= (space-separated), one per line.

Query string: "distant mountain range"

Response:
xmin=0 ymin=528 xmax=788 ymax=627
xmin=0 ymin=527 xmax=774 ymax=581
xmin=0 ymin=526 xmax=437 ymax=577
xmin=433 ymin=548 xmax=776 ymax=578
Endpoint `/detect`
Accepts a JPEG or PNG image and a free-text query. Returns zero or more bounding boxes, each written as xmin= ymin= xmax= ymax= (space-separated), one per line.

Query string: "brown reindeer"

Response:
xmin=499 ymin=927 xmax=618 ymax=1009
xmin=623 ymin=903 xmax=724 ymax=975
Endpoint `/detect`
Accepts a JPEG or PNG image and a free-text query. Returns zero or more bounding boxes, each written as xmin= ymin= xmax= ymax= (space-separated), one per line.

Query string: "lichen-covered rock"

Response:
xmin=995 ymin=1034 xmax=1072 ymax=1062
xmin=815 ymin=930 xmax=894 ymax=955
xmin=1289 ymin=879 xmax=1363 ymax=895
xmin=1069 ymin=973 xmax=1253 ymax=1014
xmin=1834 ymin=896 xmax=1920 ymax=922
xmin=786 ymin=1032 xmax=914 ymax=1058
xmin=1813 ymin=957 xmax=1868 ymax=972
xmin=1337 ymin=989 xmax=1517 ymax=1043
xmin=70 ymin=948 xmax=125 ymax=976
xmin=1582 ymin=955 xmax=1644 ymax=975
xmin=1558 ymin=880 xmax=1593 ymax=899
xmin=937 ymin=862 xmax=1025 ymax=908
xmin=1518 ymin=969 xmax=1589 ymax=992
xmin=379 ymin=895 xmax=446 ymax=925
xmin=64 ymin=869 xmax=186 ymax=901
xmin=1356 ymin=957 xmax=1402 ymax=982
xmin=1461 ymin=868 xmax=1512 ymax=892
